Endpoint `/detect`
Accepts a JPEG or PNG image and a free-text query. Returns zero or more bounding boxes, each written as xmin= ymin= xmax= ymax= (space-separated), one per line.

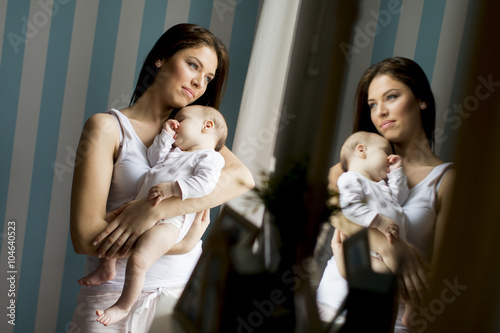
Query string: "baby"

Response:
xmin=78 ymin=105 xmax=227 ymax=326
xmin=338 ymin=131 xmax=408 ymax=247
xmin=336 ymin=131 xmax=413 ymax=323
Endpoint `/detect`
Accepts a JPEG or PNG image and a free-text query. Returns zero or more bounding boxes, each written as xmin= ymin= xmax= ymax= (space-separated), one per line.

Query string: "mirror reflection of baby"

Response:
xmin=335 ymin=131 xmax=414 ymax=323
xmin=78 ymin=105 xmax=227 ymax=326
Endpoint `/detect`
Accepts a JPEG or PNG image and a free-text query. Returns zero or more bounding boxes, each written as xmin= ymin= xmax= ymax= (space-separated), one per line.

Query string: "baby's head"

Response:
xmin=173 ymin=105 xmax=228 ymax=151
xmin=340 ymin=131 xmax=392 ymax=181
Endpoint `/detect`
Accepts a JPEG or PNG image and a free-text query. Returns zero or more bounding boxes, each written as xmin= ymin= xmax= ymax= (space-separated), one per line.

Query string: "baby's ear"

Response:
xmin=202 ymin=120 xmax=214 ymax=132
xmin=355 ymin=144 xmax=367 ymax=158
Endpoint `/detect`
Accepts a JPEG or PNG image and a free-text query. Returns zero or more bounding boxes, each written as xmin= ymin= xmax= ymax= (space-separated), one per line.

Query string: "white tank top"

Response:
xmin=404 ymin=162 xmax=453 ymax=262
xmin=84 ymin=109 xmax=202 ymax=292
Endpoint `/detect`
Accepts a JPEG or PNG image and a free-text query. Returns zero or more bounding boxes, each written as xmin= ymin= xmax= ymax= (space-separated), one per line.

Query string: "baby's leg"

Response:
xmin=402 ymin=303 xmax=415 ymax=329
xmin=333 ymin=249 xmax=347 ymax=279
xmin=78 ymin=258 xmax=117 ymax=287
xmin=370 ymin=256 xmax=416 ymax=329
xmin=96 ymin=223 xmax=179 ymax=326
xmin=331 ymin=229 xmax=347 ymax=279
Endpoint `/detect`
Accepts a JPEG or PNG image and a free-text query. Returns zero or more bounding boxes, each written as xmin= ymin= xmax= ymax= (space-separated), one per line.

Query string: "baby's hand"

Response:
xmin=371 ymin=215 xmax=400 ymax=244
xmin=388 ymin=154 xmax=402 ymax=173
xmin=378 ymin=222 xmax=400 ymax=244
xmin=148 ymin=182 xmax=176 ymax=207
xmin=163 ymin=119 xmax=179 ymax=138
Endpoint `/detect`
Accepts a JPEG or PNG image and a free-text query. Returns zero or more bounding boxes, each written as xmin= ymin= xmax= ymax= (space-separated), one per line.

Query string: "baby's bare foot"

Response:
xmin=96 ymin=306 xmax=129 ymax=326
xmin=78 ymin=266 xmax=115 ymax=287
xmin=402 ymin=304 xmax=416 ymax=329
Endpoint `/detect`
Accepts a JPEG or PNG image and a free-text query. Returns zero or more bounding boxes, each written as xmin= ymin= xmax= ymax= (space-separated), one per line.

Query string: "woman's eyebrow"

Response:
xmin=187 ymin=56 xmax=215 ymax=77
xmin=383 ymin=88 xmax=399 ymax=97
xmin=368 ymin=88 xmax=399 ymax=102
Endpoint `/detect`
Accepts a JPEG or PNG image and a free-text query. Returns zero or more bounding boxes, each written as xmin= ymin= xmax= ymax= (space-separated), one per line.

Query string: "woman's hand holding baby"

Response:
xmin=92 ymin=199 xmax=162 ymax=258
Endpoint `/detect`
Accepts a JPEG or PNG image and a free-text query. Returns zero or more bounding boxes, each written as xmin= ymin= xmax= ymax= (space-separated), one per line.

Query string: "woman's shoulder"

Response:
xmin=83 ymin=112 xmax=121 ymax=135
xmin=405 ymin=154 xmax=450 ymax=186
xmin=427 ymin=158 xmax=454 ymax=181
xmin=85 ymin=111 xmax=117 ymax=123
xmin=437 ymin=165 xmax=455 ymax=194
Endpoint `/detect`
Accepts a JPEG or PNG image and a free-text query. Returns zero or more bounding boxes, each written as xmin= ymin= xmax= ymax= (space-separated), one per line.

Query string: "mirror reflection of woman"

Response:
xmin=70 ymin=23 xmax=254 ymax=332
xmin=316 ymin=57 xmax=455 ymax=332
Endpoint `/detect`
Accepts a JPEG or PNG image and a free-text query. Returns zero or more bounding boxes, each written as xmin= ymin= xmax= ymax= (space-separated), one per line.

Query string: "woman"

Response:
xmin=70 ymin=23 xmax=254 ymax=332
xmin=316 ymin=57 xmax=455 ymax=332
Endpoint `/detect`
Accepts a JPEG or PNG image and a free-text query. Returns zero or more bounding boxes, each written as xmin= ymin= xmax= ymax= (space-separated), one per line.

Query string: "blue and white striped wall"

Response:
xmin=0 ymin=1 xmax=261 ymax=332
xmin=333 ymin=0 xmax=474 ymax=163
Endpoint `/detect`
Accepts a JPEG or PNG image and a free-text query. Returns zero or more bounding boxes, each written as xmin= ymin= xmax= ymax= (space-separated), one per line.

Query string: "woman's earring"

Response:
xmin=156 ymin=60 xmax=162 ymax=68
xmin=421 ymin=102 xmax=427 ymax=109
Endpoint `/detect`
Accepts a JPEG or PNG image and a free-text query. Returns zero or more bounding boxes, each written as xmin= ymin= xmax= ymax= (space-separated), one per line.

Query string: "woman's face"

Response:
xmin=367 ymin=74 xmax=424 ymax=144
xmin=155 ymin=46 xmax=218 ymax=109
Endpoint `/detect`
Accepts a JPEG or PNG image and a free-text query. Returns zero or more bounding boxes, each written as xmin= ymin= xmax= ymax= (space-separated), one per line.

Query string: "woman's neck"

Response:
xmin=393 ymin=132 xmax=444 ymax=188
xmin=126 ymin=91 xmax=173 ymax=124
xmin=394 ymin=132 xmax=441 ymax=167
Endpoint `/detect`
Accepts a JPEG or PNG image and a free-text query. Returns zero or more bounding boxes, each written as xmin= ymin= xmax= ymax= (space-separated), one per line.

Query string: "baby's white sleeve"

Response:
xmin=147 ymin=129 xmax=175 ymax=166
xmin=387 ymin=167 xmax=409 ymax=205
xmin=177 ymin=151 xmax=225 ymax=200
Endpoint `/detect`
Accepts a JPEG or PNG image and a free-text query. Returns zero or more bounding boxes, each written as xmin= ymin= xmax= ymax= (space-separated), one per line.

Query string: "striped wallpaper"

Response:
xmin=0 ymin=0 xmax=261 ymax=332
xmin=0 ymin=0 xmax=475 ymax=332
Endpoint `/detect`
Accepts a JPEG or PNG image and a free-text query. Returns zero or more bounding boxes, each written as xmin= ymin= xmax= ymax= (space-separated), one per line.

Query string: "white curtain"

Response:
xmin=227 ymin=0 xmax=301 ymax=226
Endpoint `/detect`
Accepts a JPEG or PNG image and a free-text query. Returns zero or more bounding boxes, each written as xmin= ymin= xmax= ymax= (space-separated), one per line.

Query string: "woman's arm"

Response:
xmin=331 ymin=212 xmax=394 ymax=259
xmin=70 ymin=113 xmax=121 ymax=255
xmin=332 ymin=213 xmax=428 ymax=305
xmin=328 ymin=163 xmax=343 ymax=193
xmin=93 ymin=145 xmax=255 ymax=258
xmin=168 ymin=209 xmax=211 ymax=255
xmin=431 ymin=169 xmax=456 ymax=267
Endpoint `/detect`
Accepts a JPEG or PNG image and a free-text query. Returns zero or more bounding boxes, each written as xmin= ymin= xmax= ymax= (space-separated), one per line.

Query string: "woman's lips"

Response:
xmin=381 ymin=120 xmax=394 ymax=130
xmin=183 ymin=87 xmax=194 ymax=99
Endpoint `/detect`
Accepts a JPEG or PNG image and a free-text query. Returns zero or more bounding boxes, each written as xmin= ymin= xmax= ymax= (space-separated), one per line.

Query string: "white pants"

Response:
xmin=69 ymin=286 xmax=183 ymax=333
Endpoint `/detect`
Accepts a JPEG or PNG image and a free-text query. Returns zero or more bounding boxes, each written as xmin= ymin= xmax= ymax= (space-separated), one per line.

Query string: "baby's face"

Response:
xmin=172 ymin=108 xmax=205 ymax=150
xmin=365 ymin=139 xmax=392 ymax=181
